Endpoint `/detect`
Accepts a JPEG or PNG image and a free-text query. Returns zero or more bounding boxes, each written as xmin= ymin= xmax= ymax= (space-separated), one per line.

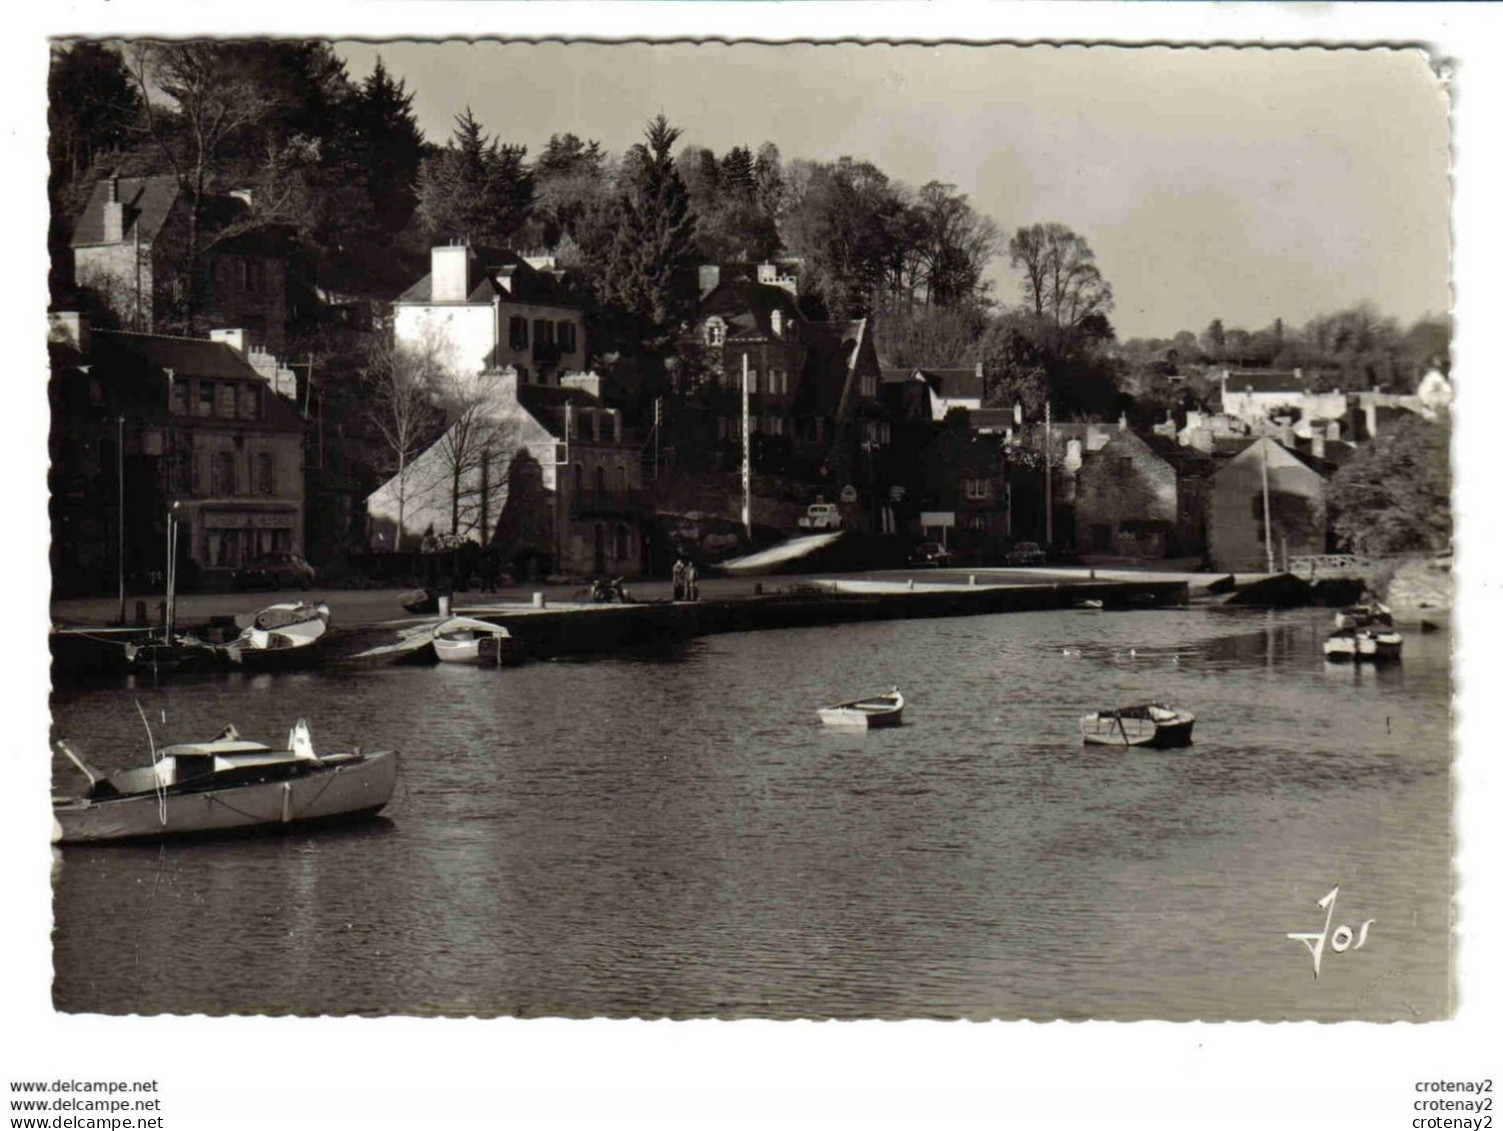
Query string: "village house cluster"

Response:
xmin=48 ymin=176 xmax=1453 ymax=594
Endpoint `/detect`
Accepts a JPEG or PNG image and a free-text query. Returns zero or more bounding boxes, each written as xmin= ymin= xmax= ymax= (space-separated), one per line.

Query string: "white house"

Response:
xmin=394 ymin=244 xmax=588 ymax=387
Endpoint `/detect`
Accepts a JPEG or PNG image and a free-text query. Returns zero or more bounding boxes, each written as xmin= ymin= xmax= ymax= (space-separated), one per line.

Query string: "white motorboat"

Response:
xmin=52 ymin=720 xmax=397 ymax=844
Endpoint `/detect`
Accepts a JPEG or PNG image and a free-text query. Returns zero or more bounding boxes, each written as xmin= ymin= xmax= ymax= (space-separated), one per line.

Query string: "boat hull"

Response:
xmin=52 ymin=751 xmax=397 ymax=844
xmin=1079 ymin=714 xmax=1195 ymax=748
xmin=1324 ymin=630 xmax=1403 ymax=663
xmin=817 ymin=706 xmax=903 ymax=729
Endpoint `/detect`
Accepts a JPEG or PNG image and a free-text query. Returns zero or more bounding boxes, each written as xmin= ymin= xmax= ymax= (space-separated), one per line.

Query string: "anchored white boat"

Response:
xmin=1080 ymin=703 xmax=1195 ymax=748
xmin=52 ymin=720 xmax=397 ymax=844
xmin=223 ymin=601 xmax=331 ymax=668
xmin=817 ymin=688 xmax=904 ymax=729
xmin=432 ymin=616 xmax=515 ymax=666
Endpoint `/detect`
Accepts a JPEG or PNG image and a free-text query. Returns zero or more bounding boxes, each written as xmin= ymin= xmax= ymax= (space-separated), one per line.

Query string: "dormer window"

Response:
xmin=704 ymin=317 xmax=726 ymax=348
xmin=770 ymin=310 xmax=783 ymax=337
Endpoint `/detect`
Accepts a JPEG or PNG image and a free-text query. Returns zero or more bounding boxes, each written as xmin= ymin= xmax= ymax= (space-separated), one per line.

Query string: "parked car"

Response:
xmin=797 ymin=503 xmax=843 ymax=531
xmin=1004 ymin=541 xmax=1047 ymax=567
xmin=233 ymin=552 xmax=317 ymax=591
xmin=908 ymin=541 xmax=955 ymax=568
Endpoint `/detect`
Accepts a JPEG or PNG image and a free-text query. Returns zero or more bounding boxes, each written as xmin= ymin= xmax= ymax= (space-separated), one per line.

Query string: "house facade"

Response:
xmin=70 ymin=176 xmax=289 ymax=355
xmin=1207 ymin=437 xmax=1329 ymax=571
xmin=365 ymin=369 xmax=646 ymax=579
xmin=49 ymin=311 xmax=306 ymax=593
xmin=1074 ymin=430 xmax=1212 ymax=558
xmin=916 ymin=427 xmax=1010 ymax=562
xmin=674 ymin=270 xmax=893 ymax=530
xmin=393 ymin=244 xmax=588 ymax=386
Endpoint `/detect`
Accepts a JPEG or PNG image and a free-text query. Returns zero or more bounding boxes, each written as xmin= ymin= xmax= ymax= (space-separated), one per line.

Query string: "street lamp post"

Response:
xmin=116 ymin=415 xmax=126 ymax=625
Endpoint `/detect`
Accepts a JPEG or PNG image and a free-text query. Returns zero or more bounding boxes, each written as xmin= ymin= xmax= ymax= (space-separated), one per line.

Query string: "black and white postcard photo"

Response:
xmin=6 ymin=5 xmax=1500 ymax=1128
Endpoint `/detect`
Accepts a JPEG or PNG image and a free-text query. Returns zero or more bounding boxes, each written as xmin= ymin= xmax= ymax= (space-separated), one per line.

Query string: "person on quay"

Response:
xmin=672 ymin=556 xmax=686 ymax=602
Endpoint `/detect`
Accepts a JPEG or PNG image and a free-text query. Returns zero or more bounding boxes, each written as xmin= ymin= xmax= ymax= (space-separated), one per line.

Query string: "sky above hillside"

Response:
xmin=334 ymin=40 xmax=1451 ymax=342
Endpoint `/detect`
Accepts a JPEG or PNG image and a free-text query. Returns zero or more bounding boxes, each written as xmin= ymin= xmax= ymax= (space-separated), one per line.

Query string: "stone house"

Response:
xmin=916 ymin=426 xmax=1010 ymax=563
xmin=1207 ymin=437 xmax=1330 ymax=571
xmin=1074 ymin=430 xmax=1213 ymax=558
xmin=393 ymin=244 xmax=588 ymax=387
xmin=48 ymin=311 xmax=306 ymax=593
xmin=677 ymin=268 xmax=893 ymax=528
xmin=365 ymin=369 xmax=645 ymax=579
xmin=70 ymin=175 xmax=290 ymax=355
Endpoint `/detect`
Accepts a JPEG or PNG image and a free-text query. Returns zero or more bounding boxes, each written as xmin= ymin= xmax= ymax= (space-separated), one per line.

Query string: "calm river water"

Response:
xmin=50 ymin=608 xmax=1452 ymax=1020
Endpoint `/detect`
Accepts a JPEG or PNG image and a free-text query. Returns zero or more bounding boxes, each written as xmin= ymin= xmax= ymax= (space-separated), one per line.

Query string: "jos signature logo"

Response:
xmin=1286 ymin=885 xmax=1374 ymax=978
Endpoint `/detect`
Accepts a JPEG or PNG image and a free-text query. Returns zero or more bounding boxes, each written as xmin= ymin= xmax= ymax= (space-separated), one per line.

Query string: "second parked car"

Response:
xmin=908 ymin=541 xmax=955 ymax=568
xmin=1004 ymin=541 xmax=1047 ymax=567
xmin=233 ymin=552 xmax=317 ymax=591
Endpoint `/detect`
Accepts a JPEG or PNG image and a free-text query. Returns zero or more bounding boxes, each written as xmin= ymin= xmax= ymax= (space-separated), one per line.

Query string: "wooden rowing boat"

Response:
xmin=1079 ymin=703 xmax=1195 ymax=748
xmin=432 ymin=616 xmax=514 ymax=666
xmin=223 ymin=601 xmax=331 ymax=669
xmin=817 ymin=688 xmax=904 ymax=729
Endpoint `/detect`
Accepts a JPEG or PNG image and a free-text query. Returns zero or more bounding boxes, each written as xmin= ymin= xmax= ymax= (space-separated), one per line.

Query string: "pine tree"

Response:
xmin=349 ymin=56 xmax=425 ymax=237
xmin=415 ymin=107 xmax=535 ymax=247
xmin=602 ymin=114 xmax=698 ymax=344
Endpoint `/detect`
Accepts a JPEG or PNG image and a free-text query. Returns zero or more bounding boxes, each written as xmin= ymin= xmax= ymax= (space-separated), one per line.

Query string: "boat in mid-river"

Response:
xmin=51 ymin=720 xmax=397 ymax=844
xmin=817 ymin=688 xmax=904 ymax=729
xmin=1079 ymin=703 xmax=1195 ymax=748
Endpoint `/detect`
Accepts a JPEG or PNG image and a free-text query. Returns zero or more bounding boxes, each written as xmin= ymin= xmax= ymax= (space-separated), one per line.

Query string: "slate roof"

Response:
xmin=397 ymin=246 xmax=578 ymax=308
xmin=86 ymin=330 xmax=305 ymax=431
xmin=696 ymin=279 xmax=806 ymax=341
xmin=70 ymin=176 xmax=181 ymax=247
xmin=917 ymin=367 xmax=984 ymax=402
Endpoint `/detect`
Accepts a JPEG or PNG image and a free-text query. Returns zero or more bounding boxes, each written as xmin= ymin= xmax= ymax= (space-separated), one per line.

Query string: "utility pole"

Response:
xmin=741 ymin=353 xmax=751 ymax=538
xmin=1044 ymin=399 xmax=1054 ymax=548
xmin=1260 ymin=437 xmax=1275 ymax=574
xmin=117 ymin=415 xmax=126 ymax=625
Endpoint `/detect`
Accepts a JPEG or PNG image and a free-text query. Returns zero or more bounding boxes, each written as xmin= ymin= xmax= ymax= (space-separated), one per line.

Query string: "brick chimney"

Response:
xmin=211 ymin=328 xmax=247 ymax=358
xmin=431 ymin=244 xmax=474 ymax=303
xmin=102 ymin=177 xmax=125 ymax=243
xmin=561 ymin=371 xmax=603 ymax=400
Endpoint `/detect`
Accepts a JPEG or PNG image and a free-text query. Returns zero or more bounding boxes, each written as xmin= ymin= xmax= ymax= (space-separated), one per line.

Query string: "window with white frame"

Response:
xmin=705 ymin=317 xmax=726 ymax=347
xmin=965 ymin=477 xmax=991 ymax=500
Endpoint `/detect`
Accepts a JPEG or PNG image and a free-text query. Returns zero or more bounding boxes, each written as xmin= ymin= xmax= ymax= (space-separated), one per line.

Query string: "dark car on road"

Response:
xmin=233 ymin=552 xmax=316 ymax=591
xmin=1004 ymin=541 xmax=1047 ymax=567
xmin=908 ymin=541 xmax=955 ymax=568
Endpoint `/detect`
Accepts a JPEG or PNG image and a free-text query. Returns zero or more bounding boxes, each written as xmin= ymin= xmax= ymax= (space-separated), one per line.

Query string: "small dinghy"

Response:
xmin=432 ymin=616 xmax=515 ymax=666
xmin=223 ymin=601 xmax=331 ymax=669
xmin=1079 ymin=703 xmax=1195 ymax=748
xmin=1324 ymin=627 xmax=1403 ymax=663
xmin=817 ymin=688 xmax=904 ymax=729
xmin=52 ymin=720 xmax=397 ymax=844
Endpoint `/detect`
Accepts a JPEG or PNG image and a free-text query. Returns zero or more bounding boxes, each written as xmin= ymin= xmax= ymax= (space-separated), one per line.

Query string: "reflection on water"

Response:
xmin=50 ymin=608 xmax=1452 ymax=1020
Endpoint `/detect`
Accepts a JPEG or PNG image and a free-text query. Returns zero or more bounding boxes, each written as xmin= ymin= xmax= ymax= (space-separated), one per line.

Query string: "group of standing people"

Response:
xmin=671 ymin=556 xmax=699 ymax=602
